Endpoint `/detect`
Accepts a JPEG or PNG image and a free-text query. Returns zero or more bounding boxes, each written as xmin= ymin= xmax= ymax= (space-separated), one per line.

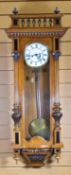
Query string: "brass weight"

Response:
xmin=29 ymin=118 xmax=50 ymax=140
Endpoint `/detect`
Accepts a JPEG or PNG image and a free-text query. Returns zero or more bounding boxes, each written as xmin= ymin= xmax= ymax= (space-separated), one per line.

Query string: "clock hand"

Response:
xmin=31 ymin=53 xmax=42 ymax=61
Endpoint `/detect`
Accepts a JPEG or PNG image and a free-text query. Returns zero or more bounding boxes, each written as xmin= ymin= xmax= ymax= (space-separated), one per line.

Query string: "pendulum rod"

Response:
xmin=35 ymin=69 xmax=42 ymax=119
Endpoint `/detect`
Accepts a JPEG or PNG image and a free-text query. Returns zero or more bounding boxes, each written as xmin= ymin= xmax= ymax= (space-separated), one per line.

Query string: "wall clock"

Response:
xmin=6 ymin=7 xmax=68 ymax=167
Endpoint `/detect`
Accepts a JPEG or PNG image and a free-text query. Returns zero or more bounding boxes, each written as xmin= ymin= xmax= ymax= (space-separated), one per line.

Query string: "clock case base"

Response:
xmin=14 ymin=147 xmax=54 ymax=167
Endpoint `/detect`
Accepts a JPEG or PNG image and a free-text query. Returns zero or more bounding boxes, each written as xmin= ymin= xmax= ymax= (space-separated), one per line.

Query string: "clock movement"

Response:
xmin=6 ymin=7 xmax=68 ymax=167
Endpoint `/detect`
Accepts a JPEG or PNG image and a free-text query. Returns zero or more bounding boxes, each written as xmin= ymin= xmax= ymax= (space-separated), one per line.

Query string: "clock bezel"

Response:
xmin=24 ymin=42 xmax=49 ymax=68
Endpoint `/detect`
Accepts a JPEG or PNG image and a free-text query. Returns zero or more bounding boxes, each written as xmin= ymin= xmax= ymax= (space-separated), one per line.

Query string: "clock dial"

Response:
xmin=24 ymin=42 xmax=49 ymax=68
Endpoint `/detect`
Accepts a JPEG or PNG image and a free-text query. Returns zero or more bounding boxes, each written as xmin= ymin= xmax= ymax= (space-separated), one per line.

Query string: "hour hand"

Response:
xmin=37 ymin=54 xmax=42 ymax=61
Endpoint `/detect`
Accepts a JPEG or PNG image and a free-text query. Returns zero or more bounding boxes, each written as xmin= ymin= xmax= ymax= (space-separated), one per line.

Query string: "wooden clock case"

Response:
xmin=6 ymin=7 xmax=68 ymax=167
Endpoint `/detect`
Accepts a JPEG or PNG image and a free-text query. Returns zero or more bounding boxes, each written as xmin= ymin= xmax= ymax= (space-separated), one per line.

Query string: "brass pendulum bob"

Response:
xmin=29 ymin=69 xmax=50 ymax=140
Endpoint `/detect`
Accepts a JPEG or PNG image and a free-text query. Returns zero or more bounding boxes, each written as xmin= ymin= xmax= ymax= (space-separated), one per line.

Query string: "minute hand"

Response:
xmin=35 ymin=54 xmax=41 ymax=61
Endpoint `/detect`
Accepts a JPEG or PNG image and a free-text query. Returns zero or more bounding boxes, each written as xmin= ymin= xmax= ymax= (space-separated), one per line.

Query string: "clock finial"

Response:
xmin=12 ymin=8 xmax=18 ymax=15
xmin=54 ymin=7 xmax=60 ymax=14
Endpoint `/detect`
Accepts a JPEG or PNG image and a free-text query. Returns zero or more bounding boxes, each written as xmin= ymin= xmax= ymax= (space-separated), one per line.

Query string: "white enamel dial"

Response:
xmin=24 ymin=42 xmax=49 ymax=68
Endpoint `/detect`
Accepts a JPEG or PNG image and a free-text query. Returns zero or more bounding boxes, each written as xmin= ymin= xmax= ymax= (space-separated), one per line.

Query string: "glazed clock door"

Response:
xmin=20 ymin=37 xmax=53 ymax=141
